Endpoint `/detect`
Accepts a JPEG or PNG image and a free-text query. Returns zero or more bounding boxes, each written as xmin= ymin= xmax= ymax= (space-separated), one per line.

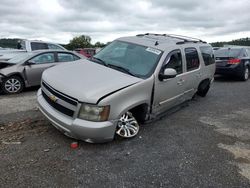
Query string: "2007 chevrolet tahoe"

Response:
xmin=37 ymin=33 xmax=215 ymax=143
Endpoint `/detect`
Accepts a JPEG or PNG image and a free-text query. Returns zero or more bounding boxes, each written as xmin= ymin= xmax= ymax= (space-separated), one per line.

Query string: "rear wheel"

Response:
xmin=240 ymin=66 xmax=249 ymax=81
xmin=116 ymin=112 xmax=139 ymax=138
xmin=1 ymin=76 xmax=24 ymax=94
xmin=197 ymin=80 xmax=210 ymax=97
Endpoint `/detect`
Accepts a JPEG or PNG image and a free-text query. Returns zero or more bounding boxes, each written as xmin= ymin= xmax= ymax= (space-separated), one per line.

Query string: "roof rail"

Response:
xmin=136 ymin=33 xmax=207 ymax=44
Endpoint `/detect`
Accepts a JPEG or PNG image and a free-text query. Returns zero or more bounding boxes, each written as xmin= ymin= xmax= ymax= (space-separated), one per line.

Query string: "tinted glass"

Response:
xmin=58 ymin=53 xmax=75 ymax=62
xmin=31 ymin=42 xmax=48 ymax=50
xmin=93 ymin=41 xmax=162 ymax=78
xmin=31 ymin=53 xmax=55 ymax=64
xmin=185 ymin=48 xmax=200 ymax=71
xmin=164 ymin=50 xmax=183 ymax=74
xmin=214 ymin=48 xmax=242 ymax=58
xmin=200 ymin=46 xmax=215 ymax=66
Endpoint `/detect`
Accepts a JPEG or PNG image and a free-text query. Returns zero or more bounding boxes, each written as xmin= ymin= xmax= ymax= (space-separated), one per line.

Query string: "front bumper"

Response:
xmin=37 ymin=89 xmax=117 ymax=143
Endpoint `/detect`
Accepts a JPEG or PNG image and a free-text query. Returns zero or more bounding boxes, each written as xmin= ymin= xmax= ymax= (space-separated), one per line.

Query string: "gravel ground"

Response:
xmin=0 ymin=77 xmax=250 ymax=188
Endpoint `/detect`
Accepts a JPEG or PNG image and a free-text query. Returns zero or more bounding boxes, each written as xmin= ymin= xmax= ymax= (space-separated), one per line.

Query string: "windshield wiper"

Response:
xmin=107 ymin=64 xmax=136 ymax=77
xmin=91 ymin=57 xmax=107 ymax=66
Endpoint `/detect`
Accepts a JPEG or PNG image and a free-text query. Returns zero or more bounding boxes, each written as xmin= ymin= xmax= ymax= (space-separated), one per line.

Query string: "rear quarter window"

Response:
xmin=200 ymin=46 xmax=215 ymax=66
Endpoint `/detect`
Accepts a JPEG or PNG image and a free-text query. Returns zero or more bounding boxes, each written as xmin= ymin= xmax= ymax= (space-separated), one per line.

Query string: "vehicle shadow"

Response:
xmin=214 ymin=75 xmax=243 ymax=82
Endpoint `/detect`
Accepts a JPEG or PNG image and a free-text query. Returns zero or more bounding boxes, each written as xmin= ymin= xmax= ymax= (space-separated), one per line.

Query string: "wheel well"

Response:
xmin=198 ymin=78 xmax=210 ymax=89
xmin=6 ymin=73 xmax=24 ymax=82
xmin=129 ymin=103 xmax=149 ymax=123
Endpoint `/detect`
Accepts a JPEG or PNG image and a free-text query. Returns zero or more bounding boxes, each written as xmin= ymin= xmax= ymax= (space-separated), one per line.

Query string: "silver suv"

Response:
xmin=37 ymin=34 xmax=215 ymax=143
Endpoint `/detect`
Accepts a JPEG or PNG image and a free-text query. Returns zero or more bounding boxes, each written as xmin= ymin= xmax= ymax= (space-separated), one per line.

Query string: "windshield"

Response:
xmin=214 ymin=48 xmax=242 ymax=58
xmin=91 ymin=40 xmax=162 ymax=78
xmin=7 ymin=53 xmax=32 ymax=64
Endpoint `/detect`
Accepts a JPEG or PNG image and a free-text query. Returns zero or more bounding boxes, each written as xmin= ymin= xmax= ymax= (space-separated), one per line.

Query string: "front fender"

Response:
xmin=98 ymin=76 xmax=154 ymax=120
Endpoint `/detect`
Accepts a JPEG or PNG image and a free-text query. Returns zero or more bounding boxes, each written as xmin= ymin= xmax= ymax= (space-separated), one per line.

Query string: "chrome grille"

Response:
xmin=41 ymin=81 xmax=78 ymax=117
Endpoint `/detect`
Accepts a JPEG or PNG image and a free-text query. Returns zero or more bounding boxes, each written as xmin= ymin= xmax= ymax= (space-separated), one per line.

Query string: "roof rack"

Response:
xmin=136 ymin=33 xmax=207 ymax=44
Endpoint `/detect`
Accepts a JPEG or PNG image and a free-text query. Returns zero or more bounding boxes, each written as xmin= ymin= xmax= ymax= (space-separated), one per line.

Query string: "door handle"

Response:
xmin=177 ymin=79 xmax=184 ymax=85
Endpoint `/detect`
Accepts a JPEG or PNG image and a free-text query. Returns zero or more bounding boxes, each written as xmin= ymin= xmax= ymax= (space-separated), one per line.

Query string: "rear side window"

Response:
xmin=185 ymin=48 xmax=200 ymax=71
xmin=200 ymin=46 xmax=215 ymax=66
xmin=58 ymin=53 xmax=76 ymax=62
xmin=164 ymin=50 xmax=183 ymax=74
xmin=31 ymin=42 xmax=49 ymax=51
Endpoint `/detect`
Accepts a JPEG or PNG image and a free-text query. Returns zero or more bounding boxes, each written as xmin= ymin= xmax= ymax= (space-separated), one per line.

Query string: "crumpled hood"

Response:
xmin=42 ymin=60 xmax=142 ymax=103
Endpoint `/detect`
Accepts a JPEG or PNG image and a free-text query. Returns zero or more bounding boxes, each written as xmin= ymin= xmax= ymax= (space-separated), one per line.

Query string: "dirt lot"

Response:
xmin=0 ymin=78 xmax=250 ymax=188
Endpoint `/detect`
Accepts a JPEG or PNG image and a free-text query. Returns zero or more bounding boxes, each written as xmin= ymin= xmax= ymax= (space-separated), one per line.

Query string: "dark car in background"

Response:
xmin=214 ymin=47 xmax=250 ymax=81
xmin=0 ymin=50 xmax=84 ymax=94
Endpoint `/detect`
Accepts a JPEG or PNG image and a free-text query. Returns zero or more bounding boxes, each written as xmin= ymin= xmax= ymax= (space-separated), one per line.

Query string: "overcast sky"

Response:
xmin=1 ymin=0 xmax=250 ymax=44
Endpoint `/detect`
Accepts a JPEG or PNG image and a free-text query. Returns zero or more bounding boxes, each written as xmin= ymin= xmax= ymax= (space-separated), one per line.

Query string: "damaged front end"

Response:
xmin=0 ymin=62 xmax=14 ymax=69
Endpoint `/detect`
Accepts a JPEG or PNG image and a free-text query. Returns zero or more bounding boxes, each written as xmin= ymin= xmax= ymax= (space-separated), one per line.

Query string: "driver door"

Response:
xmin=24 ymin=52 xmax=56 ymax=86
xmin=153 ymin=49 xmax=186 ymax=115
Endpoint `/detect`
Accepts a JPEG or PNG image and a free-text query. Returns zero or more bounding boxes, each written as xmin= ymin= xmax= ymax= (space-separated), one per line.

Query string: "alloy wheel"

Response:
xmin=4 ymin=78 xmax=22 ymax=93
xmin=116 ymin=112 xmax=139 ymax=138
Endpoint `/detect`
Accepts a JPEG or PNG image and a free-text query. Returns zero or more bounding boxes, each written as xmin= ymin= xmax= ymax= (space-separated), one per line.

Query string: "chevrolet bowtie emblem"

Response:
xmin=49 ymin=95 xmax=58 ymax=102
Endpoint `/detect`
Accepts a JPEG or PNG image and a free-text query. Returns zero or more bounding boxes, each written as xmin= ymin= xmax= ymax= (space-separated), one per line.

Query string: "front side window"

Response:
xmin=31 ymin=42 xmax=48 ymax=51
xmin=164 ymin=50 xmax=183 ymax=74
xmin=30 ymin=53 xmax=55 ymax=64
xmin=200 ymin=46 xmax=215 ymax=66
xmin=92 ymin=41 xmax=162 ymax=78
xmin=57 ymin=53 xmax=76 ymax=62
xmin=185 ymin=48 xmax=200 ymax=71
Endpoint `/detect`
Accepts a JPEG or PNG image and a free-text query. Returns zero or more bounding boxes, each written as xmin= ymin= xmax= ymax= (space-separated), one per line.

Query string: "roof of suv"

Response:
xmin=117 ymin=33 xmax=209 ymax=51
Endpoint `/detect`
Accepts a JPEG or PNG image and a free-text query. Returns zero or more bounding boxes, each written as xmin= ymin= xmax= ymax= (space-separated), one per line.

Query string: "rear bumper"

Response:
xmin=215 ymin=64 xmax=243 ymax=76
xmin=37 ymin=89 xmax=117 ymax=143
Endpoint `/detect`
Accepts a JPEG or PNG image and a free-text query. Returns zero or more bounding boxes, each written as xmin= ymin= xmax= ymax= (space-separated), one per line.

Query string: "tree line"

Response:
xmin=210 ymin=37 xmax=250 ymax=47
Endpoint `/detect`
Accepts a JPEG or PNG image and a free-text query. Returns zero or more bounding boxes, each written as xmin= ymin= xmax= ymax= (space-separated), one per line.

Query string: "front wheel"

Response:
xmin=116 ymin=112 xmax=139 ymax=138
xmin=1 ymin=76 xmax=24 ymax=94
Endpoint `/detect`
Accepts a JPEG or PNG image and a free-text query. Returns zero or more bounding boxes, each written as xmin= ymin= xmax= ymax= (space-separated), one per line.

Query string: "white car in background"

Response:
xmin=0 ymin=40 xmax=66 ymax=61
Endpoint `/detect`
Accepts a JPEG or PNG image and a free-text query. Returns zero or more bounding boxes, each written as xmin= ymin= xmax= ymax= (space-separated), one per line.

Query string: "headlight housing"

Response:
xmin=78 ymin=103 xmax=110 ymax=122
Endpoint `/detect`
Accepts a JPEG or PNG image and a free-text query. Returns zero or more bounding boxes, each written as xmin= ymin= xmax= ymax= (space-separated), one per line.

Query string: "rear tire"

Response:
xmin=1 ymin=75 xmax=24 ymax=94
xmin=197 ymin=80 xmax=210 ymax=97
xmin=240 ymin=66 xmax=249 ymax=81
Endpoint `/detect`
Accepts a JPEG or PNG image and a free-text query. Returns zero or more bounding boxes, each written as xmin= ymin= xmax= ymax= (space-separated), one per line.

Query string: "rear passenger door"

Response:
xmin=182 ymin=47 xmax=201 ymax=100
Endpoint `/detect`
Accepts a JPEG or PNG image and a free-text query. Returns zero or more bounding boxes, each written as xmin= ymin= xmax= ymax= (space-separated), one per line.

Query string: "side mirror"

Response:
xmin=26 ymin=60 xmax=35 ymax=65
xmin=159 ymin=68 xmax=177 ymax=81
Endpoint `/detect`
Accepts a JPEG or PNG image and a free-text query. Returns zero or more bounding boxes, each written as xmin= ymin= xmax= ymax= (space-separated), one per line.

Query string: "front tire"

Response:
xmin=116 ymin=112 xmax=139 ymax=138
xmin=2 ymin=76 xmax=24 ymax=94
